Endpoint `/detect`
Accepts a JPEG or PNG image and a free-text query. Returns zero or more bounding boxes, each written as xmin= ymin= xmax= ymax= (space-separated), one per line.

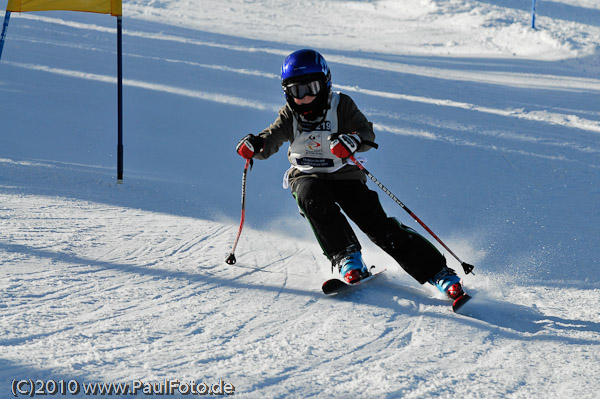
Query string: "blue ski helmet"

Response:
xmin=281 ymin=49 xmax=331 ymax=87
xmin=281 ymin=49 xmax=332 ymax=120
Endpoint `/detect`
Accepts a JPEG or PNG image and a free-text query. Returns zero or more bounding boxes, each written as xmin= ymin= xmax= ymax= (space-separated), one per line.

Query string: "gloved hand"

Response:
xmin=236 ymin=134 xmax=264 ymax=159
xmin=329 ymin=133 xmax=361 ymax=159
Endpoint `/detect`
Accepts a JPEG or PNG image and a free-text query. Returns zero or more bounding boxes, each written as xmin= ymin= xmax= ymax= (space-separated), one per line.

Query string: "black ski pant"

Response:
xmin=291 ymin=176 xmax=446 ymax=284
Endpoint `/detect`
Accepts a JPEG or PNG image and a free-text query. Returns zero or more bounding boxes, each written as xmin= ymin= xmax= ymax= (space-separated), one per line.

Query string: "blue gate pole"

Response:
xmin=531 ymin=0 xmax=537 ymax=29
xmin=0 ymin=11 xmax=11 ymax=61
xmin=117 ymin=15 xmax=124 ymax=183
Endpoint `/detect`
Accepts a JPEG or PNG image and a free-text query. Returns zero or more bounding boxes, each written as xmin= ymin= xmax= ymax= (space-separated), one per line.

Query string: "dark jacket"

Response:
xmin=255 ymin=92 xmax=375 ymax=185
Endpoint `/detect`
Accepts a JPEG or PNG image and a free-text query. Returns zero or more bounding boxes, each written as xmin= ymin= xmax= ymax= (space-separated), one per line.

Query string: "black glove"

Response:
xmin=236 ymin=134 xmax=264 ymax=159
xmin=329 ymin=133 xmax=361 ymax=158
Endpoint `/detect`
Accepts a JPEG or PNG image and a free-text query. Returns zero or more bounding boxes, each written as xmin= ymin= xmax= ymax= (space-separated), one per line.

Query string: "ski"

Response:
xmin=323 ymin=267 xmax=472 ymax=313
xmin=452 ymin=293 xmax=472 ymax=313
xmin=322 ymin=267 xmax=386 ymax=295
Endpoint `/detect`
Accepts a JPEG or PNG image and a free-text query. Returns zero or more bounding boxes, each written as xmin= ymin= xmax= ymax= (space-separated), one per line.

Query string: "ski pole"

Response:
xmin=225 ymin=158 xmax=252 ymax=265
xmin=349 ymin=154 xmax=475 ymax=275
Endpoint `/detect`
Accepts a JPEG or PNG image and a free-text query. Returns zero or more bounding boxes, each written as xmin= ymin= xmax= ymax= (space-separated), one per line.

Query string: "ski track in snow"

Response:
xmin=2 ymin=192 xmax=599 ymax=397
xmin=1 ymin=1 xmax=600 ymax=397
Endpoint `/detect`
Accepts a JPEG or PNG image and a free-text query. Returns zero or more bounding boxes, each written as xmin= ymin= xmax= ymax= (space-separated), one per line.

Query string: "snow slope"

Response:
xmin=1 ymin=0 xmax=599 ymax=397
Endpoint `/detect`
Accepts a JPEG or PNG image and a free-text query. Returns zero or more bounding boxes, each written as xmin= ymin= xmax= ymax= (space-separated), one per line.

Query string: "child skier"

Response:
xmin=236 ymin=49 xmax=465 ymax=304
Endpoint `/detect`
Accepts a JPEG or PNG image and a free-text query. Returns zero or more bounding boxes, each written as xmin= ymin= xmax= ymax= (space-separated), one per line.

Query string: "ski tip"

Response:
xmin=452 ymin=293 xmax=472 ymax=313
xmin=322 ymin=278 xmax=347 ymax=295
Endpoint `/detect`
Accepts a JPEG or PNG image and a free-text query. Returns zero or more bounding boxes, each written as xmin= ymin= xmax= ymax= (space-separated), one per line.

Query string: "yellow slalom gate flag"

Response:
xmin=6 ymin=0 xmax=122 ymax=16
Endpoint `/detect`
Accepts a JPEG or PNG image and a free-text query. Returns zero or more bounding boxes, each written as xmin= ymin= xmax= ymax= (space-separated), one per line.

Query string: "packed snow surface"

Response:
xmin=1 ymin=0 xmax=599 ymax=397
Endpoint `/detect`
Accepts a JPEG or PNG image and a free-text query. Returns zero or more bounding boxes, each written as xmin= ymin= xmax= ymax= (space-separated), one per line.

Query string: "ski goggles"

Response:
xmin=284 ymin=80 xmax=322 ymax=99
